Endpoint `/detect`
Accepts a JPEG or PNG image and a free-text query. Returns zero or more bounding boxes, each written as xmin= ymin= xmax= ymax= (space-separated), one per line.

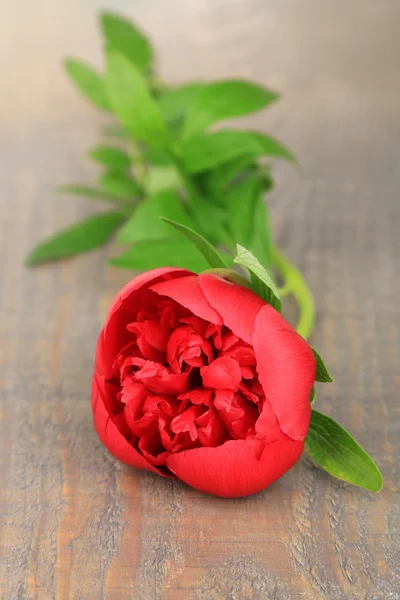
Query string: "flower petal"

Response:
xmin=107 ymin=267 xmax=192 ymax=322
xmin=199 ymin=275 xmax=265 ymax=344
xmin=99 ymin=268 xmax=192 ymax=377
xmin=253 ymin=305 xmax=315 ymax=441
xmin=201 ymin=357 xmax=242 ymax=391
xmin=151 ymin=275 xmax=222 ymax=325
xmin=92 ymin=376 xmax=162 ymax=475
xmin=166 ymin=438 xmax=304 ymax=497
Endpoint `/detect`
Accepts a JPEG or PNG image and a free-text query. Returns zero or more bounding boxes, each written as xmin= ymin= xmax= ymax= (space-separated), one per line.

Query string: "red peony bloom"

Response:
xmin=92 ymin=267 xmax=316 ymax=498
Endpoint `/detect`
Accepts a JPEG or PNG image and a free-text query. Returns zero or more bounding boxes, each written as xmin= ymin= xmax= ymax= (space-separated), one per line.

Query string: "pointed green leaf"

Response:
xmin=158 ymin=83 xmax=205 ymax=125
xmin=182 ymin=130 xmax=295 ymax=174
xmin=306 ymin=410 xmax=383 ymax=492
xmin=182 ymin=80 xmax=279 ymax=140
xmin=117 ymin=189 xmax=194 ymax=244
xmin=234 ymin=244 xmax=281 ymax=310
xmin=310 ymin=386 xmax=316 ymax=404
xmin=100 ymin=12 xmax=152 ymax=72
xmin=226 ymin=173 xmax=261 ymax=247
xmin=64 ymin=58 xmax=110 ymax=111
xmin=88 ymin=145 xmax=131 ymax=170
xmin=56 ymin=184 xmax=128 ymax=204
xmin=105 ymin=48 xmax=171 ymax=148
xmin=26 ymin=211 xmax=125 ymax=265
xmin=162 ymin=218 xmax=228 ymax=269
xmin=248 ymin=192 xmax=273 ymax=269
xmin=205 ymin=155 xmax=257 ymax=196
xmin=188 ymin=194 xmax=231 ymax=246
xmin=111 ymin=239 xmax=209 ymax=273
xmin=312 ymin=348 xmax=333 ymax=382
xmin=99 ymin=171 xmax=141 ymax=199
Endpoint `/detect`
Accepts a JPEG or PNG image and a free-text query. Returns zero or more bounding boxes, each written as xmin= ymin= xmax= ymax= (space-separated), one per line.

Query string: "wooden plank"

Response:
xmin=1 ymin=1 xmax=399 ymax=598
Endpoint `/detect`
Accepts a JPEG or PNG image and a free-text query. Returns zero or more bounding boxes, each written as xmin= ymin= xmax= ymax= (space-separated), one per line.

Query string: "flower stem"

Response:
xmin=272 ymin=245 xmax=315 ymax=340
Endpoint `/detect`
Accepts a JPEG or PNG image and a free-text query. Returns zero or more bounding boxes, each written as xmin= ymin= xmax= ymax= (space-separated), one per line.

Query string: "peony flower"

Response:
xmin=92 ymin=267 xmax=316 ymax=498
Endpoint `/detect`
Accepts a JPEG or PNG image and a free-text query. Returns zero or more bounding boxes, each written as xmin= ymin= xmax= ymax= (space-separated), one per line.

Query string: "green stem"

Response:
xmin=272 ymin=245 xmax=315 ymax=340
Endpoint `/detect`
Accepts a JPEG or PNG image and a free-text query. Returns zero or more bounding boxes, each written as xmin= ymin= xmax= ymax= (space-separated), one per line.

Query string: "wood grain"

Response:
xmin=1 ymin=0 xmax=399 ymax=598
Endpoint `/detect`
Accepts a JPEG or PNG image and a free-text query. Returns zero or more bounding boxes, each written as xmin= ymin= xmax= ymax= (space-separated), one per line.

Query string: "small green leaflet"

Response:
xmin=110 ymin=239 xmax=209 ymax=273
xmin=64 ymin=58 xmax=110 ymax=111
xmin=306 ymin=410 xmax=383 ymax=492
xmin=105 ymin=48 xmax=171 ymax=148
xmin=57 ymin=185 xmax=127 ymax=205
xmin=158 ymin=83 xmax=205 ymax=125
xmin=234 ymin=245 xmax=281 ymax=311
xmin=162 ymin=218 xmax=228 ymax=269
xmin=312 ymin=348 xmax=333 ymax=382
xmin=100 ymin=12 xmax=152 ymax=72
xmin=99 ymin=171 xmax=141 ymax=199
xmin=117 ymin=189 xmax=194 ymax=244
xmin=182 ymin=130 xmax=295 ymax=174
xmin=182 ymin=80 xmax=279 ymax=140
xmin=225 ymin=173 xmax=261 ymax=248
xmin=88 ymin=146 xmax=131 ymax=171
xmin=26 ymin=212 xmax=125 ymax=265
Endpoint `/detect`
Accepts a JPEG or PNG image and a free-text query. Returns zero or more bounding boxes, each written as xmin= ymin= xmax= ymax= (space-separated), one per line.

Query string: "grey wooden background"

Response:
xmin=1 ymin=1 xmax=399 ymax=598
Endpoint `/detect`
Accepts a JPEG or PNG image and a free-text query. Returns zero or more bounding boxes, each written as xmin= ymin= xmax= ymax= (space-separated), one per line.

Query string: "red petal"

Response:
xmin=199 ymin=275 xmax=265 ymax=344
xmin=201 ymin=357 xmax=242 ymax=391
xmin=253 ymin=305 xmax=315 ymax=441
xmin=99 ymin=268 xmax=192 ymax=378
xmin=167 ymin=438 xmax=304 ymax=497
xmin=170 ymin=405 xmax=205 ymax=441
xmin=92 ymin=376 xmax=162 ymax=475
xmin=178 ymin=387 xmax=213 ymax=406
xmin=196 ymin=410 xmax=227 ymax=447
xmin=107 ymin=267 xmax=192 ymax=322
xmin=134 ymin=360 xmax=190 ymax=394
xmin=151 ymin=275 xmax=222 ymax=325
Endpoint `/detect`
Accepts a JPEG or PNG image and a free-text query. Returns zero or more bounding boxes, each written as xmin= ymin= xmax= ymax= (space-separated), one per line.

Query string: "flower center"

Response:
xmin=110 ymin=293 xmax=267 ymax=467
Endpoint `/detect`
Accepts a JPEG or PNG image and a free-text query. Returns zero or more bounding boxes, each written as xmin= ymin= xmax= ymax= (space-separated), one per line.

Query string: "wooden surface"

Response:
xmin=1 ymin=1 xmax=399 ymax=598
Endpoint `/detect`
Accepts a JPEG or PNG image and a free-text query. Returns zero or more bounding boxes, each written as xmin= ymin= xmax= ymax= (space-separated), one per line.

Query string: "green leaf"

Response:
xmin=111 ymin=239 xmax=209 ymax=273
xmin=158 ymin=83 xmax=205 ymax=125
xmin=188 ymin=194 xmax=231 ymax=246
xmin=88 ymin=145 xmax=131 ymax=171
xmin=26 ymin=211 xmax=125 ymax=266
xmin=306 ymin=410 xmax=383 ymax=492
xmin=64 ymin=59 xmax=110 ymax=111
xmin=145 ymin=166 xmax=182 ymax=194
xmin=100 ymin=12 xmax=152 ymax=72
xmin=248 ymin=193 xmax=273 ymax=269
xmin=226 ymin=173 xmax=261 ymax=247
xmin=99 ymin=171 xmax=141 ymax=199
xmin=312 ymin=348 xmax=333 ymax=382
xmin=105 ymin=48 xmax=171 ymax=148
xmin=162 ymin=218 xmax=228 ymax=269
xmin=145 ymin=147 xmax=172 ymax=166
xmin=310 ymin=386 xmax=316 ymax=404
xmin=182 ymin=80 xmax=279 ymax=140
xmin=117 ymin=189 xmax=194 ymax=244
xmin=56 ymin=184 xmax=127 ymax=204
xmin=182 ymin=130 xmax=295 ymax=174
xmin=206 ymin=155 xmax=257 ymax=195
xmin=234 ymin=244 xmax=281 ymax=311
